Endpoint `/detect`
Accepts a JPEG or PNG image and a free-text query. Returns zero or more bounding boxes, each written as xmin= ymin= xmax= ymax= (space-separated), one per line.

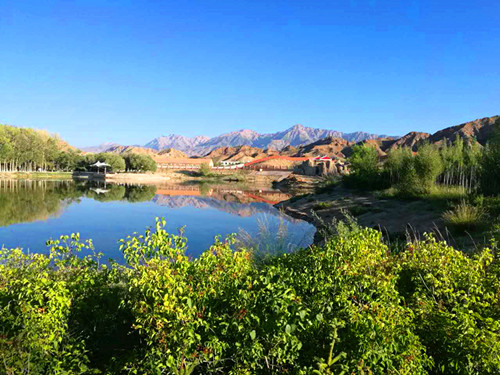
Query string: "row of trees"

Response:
xmin=0 ymin=124 xmax=158 ymax=173
xmin=346 ymin=118 xmax=500 ymax=196
xmin=0 ymin=124 xmax=64 ymax=172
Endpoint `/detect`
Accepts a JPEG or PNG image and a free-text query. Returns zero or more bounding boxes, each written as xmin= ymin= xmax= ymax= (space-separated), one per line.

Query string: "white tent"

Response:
xmin=90 ymin=161 xmax=111 ymax=174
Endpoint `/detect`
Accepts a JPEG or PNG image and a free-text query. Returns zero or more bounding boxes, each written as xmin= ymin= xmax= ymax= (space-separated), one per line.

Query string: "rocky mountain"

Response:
xmin=144 ymin=124 xmax=386 ymax=156
xmin=204 ymin=145 xmax=276 ymax=163
xmin=81 ymin=142 xmax=120 ymax=153
xmin=104 ymin=145 xmax=158 ymax=155
xmin=344 ymin=116 xmax=499 ymax=157
xmin=144 ymin=135 xmax=210 ymax=153
xmin=386 ymin=132 xmax=430 ymax=152
xmin=293 ymin=136 xmax=351 ymax=158
xmin=157 ymin=148 xmax=188 ymax=158
xmin=428 ymin=116 xmax=499 ymax=146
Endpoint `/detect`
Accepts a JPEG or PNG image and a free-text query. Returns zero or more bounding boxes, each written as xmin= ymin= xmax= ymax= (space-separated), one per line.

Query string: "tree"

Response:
xmin=414 ymin=143 xmax=443 ymax=193
xmin=344 ymin=145 xmax=384 ymax=189
xmin=199 ymin=163 xmax=212 ymax=177
xmin=95 ymin=153 xmax=126 ymax=172
xmin=124 ymin=153 xmax=157 ymax=172
xmin=481 ymin=118 xmax=500 ymax=195
xmin=0 ymin=124 xmax=83 ymax=172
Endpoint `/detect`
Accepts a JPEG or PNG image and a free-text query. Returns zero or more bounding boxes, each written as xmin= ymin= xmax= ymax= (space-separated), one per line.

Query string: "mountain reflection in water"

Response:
xmin=0 ymin=179 xmax=314 ymax=259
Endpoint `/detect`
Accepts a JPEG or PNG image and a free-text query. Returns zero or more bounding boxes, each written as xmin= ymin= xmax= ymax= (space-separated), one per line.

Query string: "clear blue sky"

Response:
xmin=0 ymin=0 xmax=498 ymax=147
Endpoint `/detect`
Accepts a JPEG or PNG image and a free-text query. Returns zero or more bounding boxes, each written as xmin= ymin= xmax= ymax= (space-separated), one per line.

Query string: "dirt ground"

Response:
xmin=276 ymin=187 xmax=447 ymax=236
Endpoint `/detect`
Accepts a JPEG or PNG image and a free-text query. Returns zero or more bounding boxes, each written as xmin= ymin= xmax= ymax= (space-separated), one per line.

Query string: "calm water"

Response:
xmin=0 ymin=179 xmax=315 ymax=260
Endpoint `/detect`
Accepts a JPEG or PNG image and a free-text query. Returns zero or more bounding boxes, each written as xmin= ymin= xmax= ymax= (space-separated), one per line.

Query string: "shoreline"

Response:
xmin=275 ymin=186 xmax=446 ymax=238
xmin=0 ymin=171 xmax=73 ymax=180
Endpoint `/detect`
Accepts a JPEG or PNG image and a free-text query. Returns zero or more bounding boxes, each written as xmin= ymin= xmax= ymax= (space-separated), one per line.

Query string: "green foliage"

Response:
xmin=397 ymin=235 xmax=500 ymax=373
xmin=2 ymin=218 xmax=500 ymax=373
xmin=414 ymin=143 xmax=444 ymax=192
xmin=96 ymin=152 xmax=126 ymax=172
xmin=124 ymin=153 xmax=157 ymax=172
xmin=0 ymin=124 xmax=81 ymax=172
xmin=481 ymin=118 xmax=500 ymax=195
xmin=343 ymin=145 xmax=386 ymax=190
xmin=199 ymin=162 xmax=212 ymax=177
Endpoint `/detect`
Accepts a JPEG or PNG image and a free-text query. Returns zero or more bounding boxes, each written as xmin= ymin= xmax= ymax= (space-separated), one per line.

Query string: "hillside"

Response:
xmin=144 ymin=135 xmax=210 ymax=152
xmin=81 ymin=142 xmax=120 ymax=153
xmin=342 ymin=116 xmax=499 ymax=156
xmin=428 ymin=116 xmax=500 ymax=145
xmin=104 ymin=145 xmax=159 ymax=156
xmin=204 ymin=145 xmax=275 ymax=163
xmin=157 ymin=148 xmax=188 ymax=158
xmin=293 ymin=136 xmax=351 ymax=158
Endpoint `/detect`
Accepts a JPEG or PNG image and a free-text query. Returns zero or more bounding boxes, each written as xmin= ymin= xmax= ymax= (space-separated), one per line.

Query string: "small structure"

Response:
xmin=294 ymin=156 xmax=348 ymax=176
xmin=219 ymin=160 xmax=244 ymax=167
xmin=153 ymin=157 xmax=214 ymax=170
xmin=90 ymin=161 xmax=111 ymax=174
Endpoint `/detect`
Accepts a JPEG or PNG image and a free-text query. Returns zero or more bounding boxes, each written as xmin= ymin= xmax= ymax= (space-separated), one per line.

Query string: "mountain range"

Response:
xmin=83 ymin=124 xmax=387 ymax=155
xmin=82 ymin=116 xmax=500 ymax=159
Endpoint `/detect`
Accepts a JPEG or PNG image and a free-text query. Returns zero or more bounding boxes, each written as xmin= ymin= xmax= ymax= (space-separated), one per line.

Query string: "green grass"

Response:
xmin=378 ymin=185 xmax=467 ymax=201
xmin=313 ymin=201 xmax=334 ymax=210
xmin=443 ymin=201 xmax=485 ymax=231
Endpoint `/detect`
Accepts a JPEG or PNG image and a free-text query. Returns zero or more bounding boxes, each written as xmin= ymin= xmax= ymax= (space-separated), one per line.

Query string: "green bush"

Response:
xmin=2 ymin=219 xmax=500 ymax=373
xmin=343 ymin=145 xmax=387 ymax=190
xmin=199 ymin=162 xmax=212 ymax=177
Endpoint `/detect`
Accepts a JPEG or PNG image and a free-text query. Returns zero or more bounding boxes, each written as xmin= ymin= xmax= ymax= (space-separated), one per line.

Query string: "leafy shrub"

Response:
xmin=343 ymin=145 xmax=387 ymax=190
xmin=397 ymin=235 xmax=500 ymax=373
xmin=199 ymin=163 xmax=212 ymax=177
xmin=2 ymin=218 xmax=500 ymax=373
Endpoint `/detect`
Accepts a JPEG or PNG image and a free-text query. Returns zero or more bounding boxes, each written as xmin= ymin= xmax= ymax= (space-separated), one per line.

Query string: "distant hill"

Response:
xmin=103 ymin=145 xmax=159 ymax=156
xmin=144 ymin=135 xmax=210 ymax=153
xmin=81 ymin=142 xmax=120 ymax=153
xmin=204 ymin=145 xmax=276 ymax=163
xmin=144 ymin=124 xmax=386 ymax=156
xmin=157 ymin=148 xmax=188 ymax=158
xmin=343 ymin=116 xmax=500 ymax=157
xmin=293 ymin=136 xmax=351 ymax=158
xmin=427 ymin=116 xmax=499 ymax=145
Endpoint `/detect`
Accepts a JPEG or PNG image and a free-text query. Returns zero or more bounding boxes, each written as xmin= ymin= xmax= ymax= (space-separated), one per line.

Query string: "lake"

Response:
xmin=0 ymin=179 xmax=315 ymax=261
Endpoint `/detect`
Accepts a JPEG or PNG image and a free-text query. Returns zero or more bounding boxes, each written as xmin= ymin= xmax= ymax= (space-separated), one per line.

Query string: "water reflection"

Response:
xmin=0 ymin=179 xmax=314 ymax=259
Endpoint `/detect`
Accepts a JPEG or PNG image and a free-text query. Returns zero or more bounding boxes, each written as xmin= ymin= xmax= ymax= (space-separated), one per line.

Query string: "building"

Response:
xmin=219 ymin=160 xmax=244 ymax=166
xmin=153 ymin=157 xmax=214 ymax=170
xmin=294 ymin=156 xmax=349 ymax=176
xmin=242 ymin=156 xmax=310 ymax=170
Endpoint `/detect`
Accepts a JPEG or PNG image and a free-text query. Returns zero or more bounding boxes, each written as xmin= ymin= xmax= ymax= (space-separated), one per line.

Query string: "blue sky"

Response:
xmin=0 ymin=0 xmax=498 ymax=147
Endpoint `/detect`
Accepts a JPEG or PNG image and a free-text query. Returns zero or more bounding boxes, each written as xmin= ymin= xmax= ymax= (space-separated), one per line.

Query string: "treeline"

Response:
xmin=1 ymin=219 xmax=500 ymax=373
xmin=75 ymin=153 xmax=157 ymax=173
xmin=0 ymin=124 xmax=75 ymax=172
xmin=0 ymin=124 xmax=157 ymax=172
xmin=345 ymin=118 xmax=500 ymax=196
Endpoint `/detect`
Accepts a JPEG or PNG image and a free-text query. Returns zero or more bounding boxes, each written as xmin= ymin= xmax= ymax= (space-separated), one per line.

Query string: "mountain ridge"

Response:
xmin=142 ymin=124 xmax=387 ymax=156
